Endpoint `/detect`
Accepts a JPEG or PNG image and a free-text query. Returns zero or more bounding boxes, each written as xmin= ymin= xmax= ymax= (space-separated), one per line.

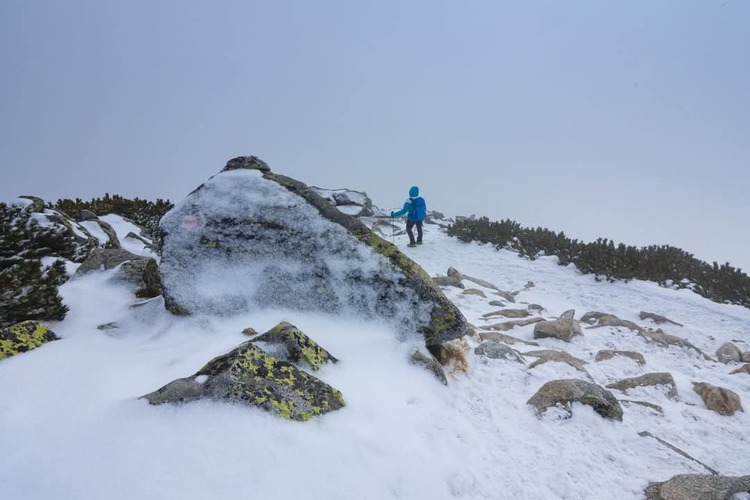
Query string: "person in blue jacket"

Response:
xmin=391 ymin=186 xmax=427 ymax=247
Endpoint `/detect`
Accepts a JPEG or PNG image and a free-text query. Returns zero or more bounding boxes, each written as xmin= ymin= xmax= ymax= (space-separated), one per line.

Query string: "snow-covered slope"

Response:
xmin=1 ymin=218 xmax=748 ymax=499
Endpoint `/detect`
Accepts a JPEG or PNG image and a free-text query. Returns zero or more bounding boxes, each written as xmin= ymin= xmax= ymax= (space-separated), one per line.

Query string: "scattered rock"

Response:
xmin=582 ymin=312 xmax=644 ymax=333
xmin=645 ymin=474 xmax=750 ymax=500
xmin=523 ymin=349 xmax=589 ymax=375
xmin=606 ymin=373 xmax=678 ymax=400
xmin=251 ymin=322 xmax=337 ymax=372
xmin=528 ymin=304 xmax=544 ymax=312
xmin=141 ymin=341 xmax=344 ymax=421
xmin=241 ymin=327 xmax=258 ymax=336
xmin=527 ymin=379 xmax=623 ymax=421
xmin=533 ymin=318 xmax=582 ymax=342
xmin=474 ymin=341 xmax=525 ymax=363
xmin=461 ymin=288 xmax=486 ymax=298
xmin=482 ymin=309 xmax=530 ymax=319
xmin=115 ymin=258 xmax=162 ymax=298
xmin=488 ymin=300 xmax=506 ymax=307
xmin=742 ymin=352 xmax=750 ymax=363
xmin=620 ymin=400 xmax=663 ymax=414
xmin=493 ymin=290 xmax=516 ymax=303
xmin=76 ymin=248 xmax=150 ymax=275
xmin=595 ymin=350 xmax=646 ymax=365
xmin=692 ymin=382 xmax=744 ymax=416
xmin=716 ymin=342 xmax=742 ymax=364
xmin=559 ymin=309 xmax=575 ymax=320
xmin=640 ymin=330 xmax=709 ymax=359
xmin=96 ymin=322 xmax=119 ymax=331
xmin=433 ymin=276 xmax=464 ymax=289
xmin=480 ymin=317 xmax=545 ymax=332
xmin=730 ymin=364 xmax=750 ymax=375
xmin=639 ymin=311 xmax=683 ymax=327
xmin=410 ymin=351 xmax=448 ymax=386
xmin=447 ymin=267 xmax=462 ymax=280
xmin=0 ymin=320 xmax=60 ymax=360
xmin=478 ymin=331 xmax=539 ymax=346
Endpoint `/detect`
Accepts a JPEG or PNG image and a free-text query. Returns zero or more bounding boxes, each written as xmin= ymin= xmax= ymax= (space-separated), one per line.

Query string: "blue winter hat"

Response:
xmin=409 ymin=186 xmax=419 ymax=197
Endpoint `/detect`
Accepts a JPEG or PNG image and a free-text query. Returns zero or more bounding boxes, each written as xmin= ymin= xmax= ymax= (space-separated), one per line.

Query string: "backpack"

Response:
xmin=409 ymin=197 xmax=427 ymax=221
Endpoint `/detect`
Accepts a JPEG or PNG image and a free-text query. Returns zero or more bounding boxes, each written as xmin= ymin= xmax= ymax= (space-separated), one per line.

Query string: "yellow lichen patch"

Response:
xmin=0 ymin=320 xmax=59 ymax=360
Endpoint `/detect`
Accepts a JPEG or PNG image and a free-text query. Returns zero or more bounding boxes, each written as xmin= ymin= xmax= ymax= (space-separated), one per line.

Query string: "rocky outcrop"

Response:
xmin=76 ymin=248 xmax=161 ymax=297
xmin=716 ymin=342 xmax=741 ymax=364
xmin=595 ymin=350 xmax=646 ymax=365
xmin=527 ymin=379 xmax=623 ymax=421
xmin=692 ymin=382 xmax=744 ymax=416
xmin=158 ymin=156 xmax=469 ymax=346
xmin=251 ymin=322 xmax=337 ymax=372
xmin=606 ymin=373 xmax=678 ymax=400
xmin=645 ymin=474 xmax=750 ymax=500
xmin=533 ymin=318 xmax=582 ymax=342
xmin=0 ymin=320 xmax=59 ymax=360
xmin=141 ymin=340 xmax=344 ymax=421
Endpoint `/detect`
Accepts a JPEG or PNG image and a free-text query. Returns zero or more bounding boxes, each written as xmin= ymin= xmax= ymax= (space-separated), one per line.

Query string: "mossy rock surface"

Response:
xmin=251 ymin=322 xmax=337 ymax=371
xmin=527 ymin=379 xmax=623 ymax=421
xmin=0 ymin=320 xmax=59 ymax=360
xmin=142 ymin=342 xmax=345 ymax=421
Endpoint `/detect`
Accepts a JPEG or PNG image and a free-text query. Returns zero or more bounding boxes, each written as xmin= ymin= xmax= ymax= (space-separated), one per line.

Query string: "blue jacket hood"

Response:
xmin=409 ymin=186 xmax=419 ymax=197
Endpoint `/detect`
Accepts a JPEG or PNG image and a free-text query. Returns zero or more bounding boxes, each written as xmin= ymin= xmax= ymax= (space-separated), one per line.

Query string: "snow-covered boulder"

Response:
xmin=526 ymin=379 xmax=623 ymax=421
xmin=606 ymin=372 xmax=678 ymax=400
xmin=310 ymin=187 xmax=373 ymax=217
xmin=0 ymin=320 xmax=59 ymax=360
xmin=141 ymin=340 xmax=345 ymax=421
xmin=158 ymin=156 xmax=469 ymax=346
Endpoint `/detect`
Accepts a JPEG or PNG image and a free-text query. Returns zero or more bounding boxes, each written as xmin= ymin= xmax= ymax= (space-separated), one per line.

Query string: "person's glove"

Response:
xmin=390 ymin=211 xmax=396 ymax=218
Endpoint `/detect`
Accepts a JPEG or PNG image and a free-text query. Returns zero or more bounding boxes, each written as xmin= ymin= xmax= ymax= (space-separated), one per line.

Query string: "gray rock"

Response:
xmin=559 ymin=309 xmax=575 ymax=320
xmin=640 ymin=329 xmax=709 ymax=359
xmin=595 ymin=349 xmax=646 ymax=365
xmin=474 ymin=341 xmax=525 ymax=363
xmin=447 ymin=267 xmax=462 ymax=280
xmin=77 ymin=209 xmax=99 ymax=221
xmin=742 ymin=351 xmax=750 ymax=363
xmin=527 ymin=379 xmax=623 ymax=421
xmin=158 ymin=156 xmax=469 ymax=346
xmin=76 ymin=248 xmax=145 ymax=274
xmin=730 ymin=364 xmax=750 ymax=375
xmin=115 ymin=258 xmax=162 ymax=298
xmin=141 ymin=341 xmax=344 ymax=421
xmin=533 ymin=318 xmax=582 ymax=342
xmin=478 ymin=331 xmax=539 ymax=346
xmin=639 ymin=311 xmax=683 ymax=327
xmin=95 ymin=220 xmax=121 ymax=249
xmin=18 ymin=195 xmax=45 ymax=213
xmin=482 ymin=309 xmax=530 ymax=319
xmin=433 ymin=276 xmax=465 ymax=289
xmin=716 ymin=342 xmax=742 ymax=364
xmin=606 ymin=373 xmax=678 ymax=400
xmin=251 ymin=322 xmax=337 ymax=371
xmin=523 ymin=349 xmax=590 ymax=375
xmin=461 ymin=288 xmax=487 ymax=298
xmin=692 ymin=382 xmax=744 ymax=416
xmin=480 ymin=317 xmax=545 ymax=332
xmin=645 ymin=474 xmax=750 ymax=500
xmin=410 ymin=350 xmax=448 ymax=385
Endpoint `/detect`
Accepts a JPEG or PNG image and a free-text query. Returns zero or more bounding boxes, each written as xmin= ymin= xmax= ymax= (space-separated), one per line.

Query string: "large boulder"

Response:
xmin=716 ymin=342 xmax=741 ymax=364
xmin=645 ymin=474 xmax=750 ymax=500
xmin=158 ymin=156 xmax=469 ymax=346
xmin=141 ymin=341 xmax=344 ymax=421
xmin=692 ymin=382 xmax=744 ymax=416
xmin=526 ymin=379 xmax=623 ymax=421
xmin=0 ymin=320 xmax=59 ymax=360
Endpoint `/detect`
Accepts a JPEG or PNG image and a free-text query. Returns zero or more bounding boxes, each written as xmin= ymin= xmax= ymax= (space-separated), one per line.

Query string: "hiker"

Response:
xmin=390 ymin=186 xmax=427 ymax=247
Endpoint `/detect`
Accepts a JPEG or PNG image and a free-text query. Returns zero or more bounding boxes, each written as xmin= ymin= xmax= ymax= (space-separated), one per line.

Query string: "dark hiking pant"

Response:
xmin=406 ymin=220 xmax=423 ymax=244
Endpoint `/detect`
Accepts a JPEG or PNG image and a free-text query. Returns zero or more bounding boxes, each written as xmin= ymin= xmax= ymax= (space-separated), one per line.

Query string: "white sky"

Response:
xmin=1 ymin=0 xmax=748 ymax=271
xmin=1 ymin=217 xmax=749 ymax=499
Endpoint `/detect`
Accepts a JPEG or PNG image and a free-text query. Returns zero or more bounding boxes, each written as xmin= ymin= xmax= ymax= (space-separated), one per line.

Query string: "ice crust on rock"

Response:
xmin=159 ymin=169 xmax=431 ymax=333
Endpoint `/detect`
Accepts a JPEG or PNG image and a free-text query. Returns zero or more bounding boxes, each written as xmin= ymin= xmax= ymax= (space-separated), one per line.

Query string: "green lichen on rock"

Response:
xmin=0 ymin=320 xmax=60 ymax=360
xmin=252 ymin=322 xmax=338 ymax=371
xmin=141 ymin=342 xmax=345 ymax=422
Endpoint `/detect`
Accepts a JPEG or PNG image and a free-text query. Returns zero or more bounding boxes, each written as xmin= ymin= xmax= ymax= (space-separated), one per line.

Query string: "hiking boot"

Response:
xmin=407 ymin=243 xmax=417 ymax=248
xmin=416 ymin=241 xmax=423 ymax=245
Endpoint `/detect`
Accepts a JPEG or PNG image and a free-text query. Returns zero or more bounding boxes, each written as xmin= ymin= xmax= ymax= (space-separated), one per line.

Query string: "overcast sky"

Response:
xmin=2 ymin=1 xmax=748 ymax=271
